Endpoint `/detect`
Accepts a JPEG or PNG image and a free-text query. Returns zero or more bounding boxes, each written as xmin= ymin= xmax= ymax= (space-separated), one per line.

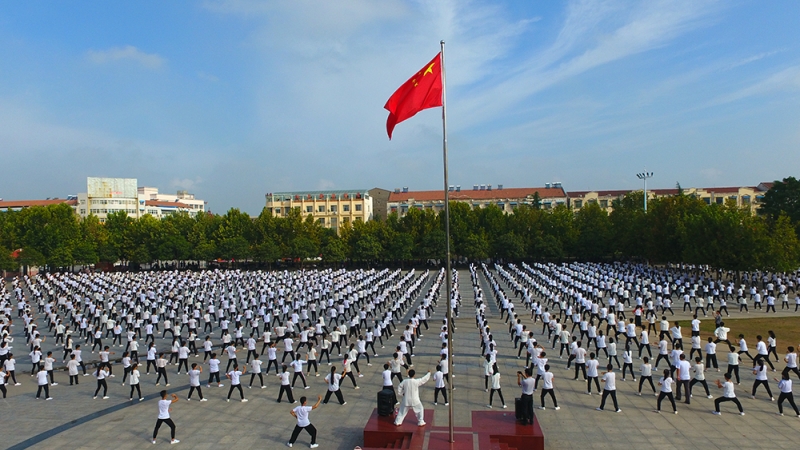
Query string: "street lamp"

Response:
xmin=636 ymin=171 xmax=654 ymax=212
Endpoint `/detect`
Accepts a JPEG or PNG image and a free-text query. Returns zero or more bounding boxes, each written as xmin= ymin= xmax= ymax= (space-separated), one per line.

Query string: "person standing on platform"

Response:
xmin=287 ymin=395 xmax=321 ymax=448
xmin=394 ymin=369 xmax=431 ymax=426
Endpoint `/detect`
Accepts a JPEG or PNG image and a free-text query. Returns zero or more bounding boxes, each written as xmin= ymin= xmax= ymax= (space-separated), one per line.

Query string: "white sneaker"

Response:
xmin=51 ymin=383 xmax=58 ymax=386
xmin=707 ymin=395 xmax=714 ymax=399
xmin=287 ymin=443 xmax=293 ymax=448
xmin=713 ymin=411 xmax=721 ymax=415
xmin=200 ymin=398 xmax=208 ymax=402
xmin=502 ymin=405 xmax=507 ymax=409
xmin=242 ymin=399 xmax=248 ymax=402
xmin=358 ymin=374 xmax=363 ymax=378
xmin=46 ymin=397 xmax=53 ymax=400
xmin=486 ymin=405 xmax=492 ymax=408
xmin=171 ymin=439 xmax=180 ymax=444
xmin=261 ymin=386 xmax=267 ymax=389
xmin=740 ymin=412 xmax=745 ymax=415
xmin=310 ymin=445 xmax=319 ymax=449
xmin=539 ymin=406 xmax=545 ymax=410
xmin=554 ymin=406 xmax=560 ymax=410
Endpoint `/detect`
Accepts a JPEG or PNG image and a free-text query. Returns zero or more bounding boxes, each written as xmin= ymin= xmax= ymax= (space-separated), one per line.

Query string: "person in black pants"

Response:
xmin=517 ymin=368 xmax=535 ymax=425
xmin=152 ymin=391 xmax=180 ymax=445
xmin=596 ymin=364 xmax=620 ymax=412
xmin=775 ymin=372 xmax=800 ymax=416
xmin=288 ymin=395 xmax=322 ymax=448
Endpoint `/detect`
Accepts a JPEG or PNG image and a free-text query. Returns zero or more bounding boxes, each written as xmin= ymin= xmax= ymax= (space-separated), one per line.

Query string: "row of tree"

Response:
xmin=0 ymin=177 xmax=798 ymax=272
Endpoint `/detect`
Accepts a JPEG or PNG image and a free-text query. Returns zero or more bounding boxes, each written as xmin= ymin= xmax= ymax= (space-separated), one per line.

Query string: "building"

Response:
xmin=138 ymin=187 xmax=206 ymax=217
xmin=265 ymin=189 xmax=374 ymax=231
xmin=75 ymin=177 xmax=205 ymax=222
xmin=568 ymin=184 xmax=772 ymax=213
xmin=0 ymin=198 xmax=77 ymax=212
xmin=368 ymin=187 xmax=391 ymax=221
xmin=386 ymin=184 xmax=569 ymax=218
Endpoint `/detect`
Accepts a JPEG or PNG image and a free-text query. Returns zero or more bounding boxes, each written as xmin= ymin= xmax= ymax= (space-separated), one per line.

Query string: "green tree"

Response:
xmin=759 ymin=177 xmax=800 ymax=226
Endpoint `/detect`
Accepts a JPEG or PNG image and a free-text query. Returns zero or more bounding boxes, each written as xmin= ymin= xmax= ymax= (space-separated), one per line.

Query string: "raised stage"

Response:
xmin=362 ymin=408 xmax=544 ymax=449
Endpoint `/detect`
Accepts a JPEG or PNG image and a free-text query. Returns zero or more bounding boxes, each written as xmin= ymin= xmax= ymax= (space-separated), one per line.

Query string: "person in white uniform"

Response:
xmin=394 ymin=369 xmax=431 ymax=426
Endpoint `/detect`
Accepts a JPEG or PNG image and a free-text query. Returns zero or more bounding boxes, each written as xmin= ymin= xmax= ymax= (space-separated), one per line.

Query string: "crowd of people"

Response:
xmin=0 ymin=266 xmax=456 ymax=445
xmin=477 ymin=261 xmax=800 ymax=420
xmin=1 ymin=261 xmax=799 ymax=446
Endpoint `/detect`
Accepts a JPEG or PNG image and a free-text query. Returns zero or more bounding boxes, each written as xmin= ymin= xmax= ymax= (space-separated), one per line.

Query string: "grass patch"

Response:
xmin=696 ymin=316 xmax=800 ymax=350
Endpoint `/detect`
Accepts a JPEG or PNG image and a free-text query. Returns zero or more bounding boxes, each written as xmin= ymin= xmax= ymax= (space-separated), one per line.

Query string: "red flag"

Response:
xmin=384 ymin=53 xmax=443 ymax=139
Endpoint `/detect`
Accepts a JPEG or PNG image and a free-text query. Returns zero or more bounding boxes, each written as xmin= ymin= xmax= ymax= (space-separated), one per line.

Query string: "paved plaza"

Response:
xmin=3 ymin=268 xmax=800 ymax=449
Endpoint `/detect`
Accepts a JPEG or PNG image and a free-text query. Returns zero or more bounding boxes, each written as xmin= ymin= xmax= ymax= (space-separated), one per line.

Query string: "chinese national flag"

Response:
xmin=384 ymin=53 xmax=443 ymax=139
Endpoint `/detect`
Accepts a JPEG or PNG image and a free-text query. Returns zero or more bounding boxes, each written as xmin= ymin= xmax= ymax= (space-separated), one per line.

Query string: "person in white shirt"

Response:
xmin=674 ymin=354 xmax=692 ymax=404
xmin=753 ymin=335 xmax=775 ymax=371
xmin=689 ymin=357 xmax=712 ymax=398
xmin=323 ymin=365 xmax=346 ymax=405
xmin=226 ymin=364 xmax=248 ymax=402
xmin=487 ymin=364 xmax=507 ymax=409
xmin=128 ymin=363 xmax=143 ymax=401
xmin=187 ymin=363 xmax=206 ymax=401
xmin=152 ymin=390 xmax=180 ymax=444
xmin=774 ymin=372 xmax=800 ymax=416
xmin=0 ymin=368 xmax=8 ymax=398
xmin=596 ymin=364 xmax=620 ymax=412
xmin=66 ymin=354 xmax=80 ymax=385
xmin=637 ymin=356 xmax=656 ymax=396
xmin=713 ymin=374 xmax=744 ymax=415
xmin=433 ymin=365 xmax=448 ymax=405
xmin=586 ymin=353 xmax=601 ymax=394
xmin=207 ymin=353 xmax=223 ymax=388
xmin=277 ymin=364 xmax=296 ymax=404
xmin=538 ymin=364 xmax=559 ymax=410
xmin=288 ymin=395 xmax=322 ymax=448
xmin=750 ymin=360 xmax=774 ymax=401
xmin=394 ymin=369 xmax=432 ymax=426
xmin=92 ymin=365 xmax=110 ymax=399
xmin=655 ymin=369 xmax=677 ymax=414
xmin=783 ymin=346 xmax=800 ymax=380
xmin=248 ymin=357 xmax=266 ymax=388
xmin=35 ymin=367 xmax=52 ymax=400
xmin=705 ymin=338 xmax=719 ymax=371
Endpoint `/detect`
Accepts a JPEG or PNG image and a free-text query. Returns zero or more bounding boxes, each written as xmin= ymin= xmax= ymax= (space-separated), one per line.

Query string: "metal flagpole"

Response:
xmin=440 ymin=39 xmax=455 ymax=444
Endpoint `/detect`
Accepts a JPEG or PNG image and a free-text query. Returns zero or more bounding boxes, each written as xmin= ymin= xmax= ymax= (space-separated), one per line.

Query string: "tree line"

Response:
xmin=0 ymin=177 xmax=798 ymax=272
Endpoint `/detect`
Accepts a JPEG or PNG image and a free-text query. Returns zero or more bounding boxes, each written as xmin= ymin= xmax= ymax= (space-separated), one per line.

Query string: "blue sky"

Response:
xmin=1 ymin=0 xmax=799 ymax=214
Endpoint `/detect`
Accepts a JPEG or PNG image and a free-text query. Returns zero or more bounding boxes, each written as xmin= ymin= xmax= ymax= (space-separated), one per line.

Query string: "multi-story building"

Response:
xmin=138 ymin=187 xmax=206 ymax=217
xmin=568 ymin=184 xmax=772 ymax=213
xmin=75 ymin=177 xmax=205 ymax=222
xmin=265 ymin=189 xmax=374 ymax=231
xmin=386 ymin=184 xmax=569 ymax=218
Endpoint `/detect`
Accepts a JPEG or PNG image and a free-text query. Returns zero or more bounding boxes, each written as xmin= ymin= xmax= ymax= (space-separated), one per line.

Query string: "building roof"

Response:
xmin=144 ymin=200 xmax=192 ymax=208
xmin=757 ymin=182 xmax=774 ymax=191
xmin=0 ymin=199 xmax=77 ymax=209
xmin=568 ymin=190 xmax=630 ymax=198
xmin=702 ymin=186 xmax=753 ymax=194
xmin=388 ymin=187 xmax=567 ymax=203
xmin=269 ymin=190 xmax=370 ymax=197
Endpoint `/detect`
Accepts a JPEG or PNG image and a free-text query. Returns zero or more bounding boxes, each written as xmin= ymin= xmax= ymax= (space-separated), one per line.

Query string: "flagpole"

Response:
xmin=440 ymin=39 xmax=455 ymax=444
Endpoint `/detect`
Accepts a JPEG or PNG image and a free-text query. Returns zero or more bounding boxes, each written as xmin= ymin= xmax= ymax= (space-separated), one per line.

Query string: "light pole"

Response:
xmin=636 ymin=171 xmax=653 ymax=212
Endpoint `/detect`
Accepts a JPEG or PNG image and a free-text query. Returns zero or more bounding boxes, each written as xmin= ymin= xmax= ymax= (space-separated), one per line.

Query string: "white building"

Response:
xmin=75 ymin=178 xmax=205 ymax=222
xmin=138 ymin=187 xmax=206 ymax=217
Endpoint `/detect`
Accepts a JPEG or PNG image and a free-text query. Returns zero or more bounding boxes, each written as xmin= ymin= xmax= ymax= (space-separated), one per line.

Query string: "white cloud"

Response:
xmin=708 ymin=65 xmax=800 ymax=106
xmin=171 ymin=177 xmax=204 ymax=191
xmin=86 ymin=45 xmax=165 ymax=69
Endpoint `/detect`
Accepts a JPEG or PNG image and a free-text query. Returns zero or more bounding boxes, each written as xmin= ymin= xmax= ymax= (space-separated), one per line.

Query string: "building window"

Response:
xmin=330 ymin=205 xmax=337 ymax=213
xmin=355 ymin=204 xmax=362 ymax=212
xmin=355 ymin=217 xmax=362 ymax=221
xmin=574 ymin=200 xmax=582 ymax=209
xmin=318 ymin=205 xmax=325 ymax=213
xmin=331 ymin=217 xmax=337 ymax=226
xmin=318 ymin=218 xmax=325 ymax=225
xmin=343 ymin=205 xmax=350 ymax=212
xmin=742 ymin=195 xmax=751 ymax=204
xmin=715 ymin=197 xmax=723 ymax=204
xmin=600 ymin=200 xmax=608 ymax=209
xmin=703 ymin=197 xmax=711 ymax=205
xmin=80 ymin=209 xmax=86 ymax=215
xmin=306 ymin=206 xmax=313 ymax=213
xmin=275 ymin=208 xmax=281 ymax=214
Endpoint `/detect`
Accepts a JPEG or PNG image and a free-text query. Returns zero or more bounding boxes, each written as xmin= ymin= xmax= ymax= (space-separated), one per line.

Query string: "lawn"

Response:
xmin=696 ymin=316 xmax=800 ymax=351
